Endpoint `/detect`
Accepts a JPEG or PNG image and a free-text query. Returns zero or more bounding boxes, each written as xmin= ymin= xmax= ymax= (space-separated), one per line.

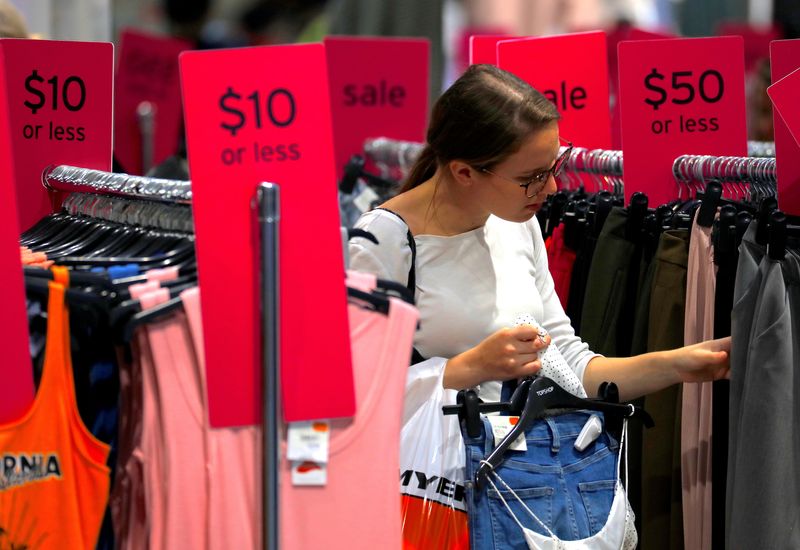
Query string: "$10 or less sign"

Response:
xmin=0 ymin=39 xmax=113 ymax=231
xmin=618 ymin=37 xmax=747 ymax=206
xmin=180 ymin=44 xmax=355 ymax=427
xmin=217 ymin=86 xmax=300 ymax=162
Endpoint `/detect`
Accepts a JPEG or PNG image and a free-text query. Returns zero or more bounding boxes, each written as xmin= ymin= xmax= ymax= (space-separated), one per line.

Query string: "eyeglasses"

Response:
xmin=480 ymin=141 xmax=574 ymax=198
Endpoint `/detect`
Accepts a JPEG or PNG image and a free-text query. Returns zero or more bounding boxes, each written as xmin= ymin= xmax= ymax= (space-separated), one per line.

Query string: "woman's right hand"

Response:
xmin=443 ymin=325 xmax=550 ymax=390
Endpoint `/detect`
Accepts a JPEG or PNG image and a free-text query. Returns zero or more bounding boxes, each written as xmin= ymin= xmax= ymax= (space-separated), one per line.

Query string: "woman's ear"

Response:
xmin=448 ymin=160 xmax=479 ymax=187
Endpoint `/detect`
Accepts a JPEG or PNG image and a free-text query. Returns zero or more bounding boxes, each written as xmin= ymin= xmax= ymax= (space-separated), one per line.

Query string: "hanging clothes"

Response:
xmin=0 ymin=271 xmax=111 ymax=550
xmin=727 ymin=224 xmax=800 ymax=549
xmin=681 ymin=211 xmax=716 ymax=550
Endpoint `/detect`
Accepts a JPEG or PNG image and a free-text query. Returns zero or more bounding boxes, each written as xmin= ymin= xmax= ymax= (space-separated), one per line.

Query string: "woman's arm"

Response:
xmin=582 ymin=337 xmax=731 ymax=401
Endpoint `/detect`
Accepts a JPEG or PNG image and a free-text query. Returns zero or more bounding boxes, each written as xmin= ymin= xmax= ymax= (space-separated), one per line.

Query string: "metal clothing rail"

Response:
xmin=672 ymin=155 xmax=777 ymax=185
xmin=42 ymin=164 xmax=192 ymax=204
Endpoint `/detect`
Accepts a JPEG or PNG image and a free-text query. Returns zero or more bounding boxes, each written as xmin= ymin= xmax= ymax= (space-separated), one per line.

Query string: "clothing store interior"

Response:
xmin=0 ymin=0 xmax=798 ymax=548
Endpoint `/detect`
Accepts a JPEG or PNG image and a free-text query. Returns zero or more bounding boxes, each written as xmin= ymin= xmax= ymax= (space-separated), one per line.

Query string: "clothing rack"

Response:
xmin=61 ymin=192 xmax=194 ymax=233
xmin=41 ymin=164 xmax=279 ymax=550
xmin=747 ymin=140 xmax=776 ymax=158
xmin=43 ymin=164 xmax=193 ymax=204
xmin=363 ymin=138 xmax=424 ymax=181
xmin=672 ymin=155 xmax=777 ymax=185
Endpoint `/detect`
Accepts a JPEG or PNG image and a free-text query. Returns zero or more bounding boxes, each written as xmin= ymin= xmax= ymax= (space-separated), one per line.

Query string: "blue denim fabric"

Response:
xmin=463 ymin=411 xmax=620 ymax=549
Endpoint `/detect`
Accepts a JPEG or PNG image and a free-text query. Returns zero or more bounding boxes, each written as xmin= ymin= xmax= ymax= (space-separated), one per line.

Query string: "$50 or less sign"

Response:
xmin=618 ymin=37 xmax=747 ymax=206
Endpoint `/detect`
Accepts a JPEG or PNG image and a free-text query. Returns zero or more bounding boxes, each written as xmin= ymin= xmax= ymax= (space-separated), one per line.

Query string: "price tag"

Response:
xmin=114 ymin=29 xmax=190 ymax=175
xmin=180 ymin=44 xmax=355 ymax=427
xmin=291 ymin=461 xmax=328 ymax=486
xmin=769 ymin=40 xmax=800 ymax=217
xmin=0 ymin=38 xmax=113 ymax=231
xmin=488 ymin=416 xmax=527 ymax=451
xmin=497 ymin=32 xmax=611 ymax=150
xmin=324 ymin=36 xmax=429 ymax=182
xmin=618 ymin=37 xmax=748 ymax=206
xmin=469 ymin=34 xmax=521 ymax=65
xmin=287 ymin=421 xmax=331 ymax=463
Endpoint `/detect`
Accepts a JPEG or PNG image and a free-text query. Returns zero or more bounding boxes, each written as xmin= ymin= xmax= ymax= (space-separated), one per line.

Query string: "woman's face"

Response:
xmin=472 ymin=122 xmax=561 ymax=223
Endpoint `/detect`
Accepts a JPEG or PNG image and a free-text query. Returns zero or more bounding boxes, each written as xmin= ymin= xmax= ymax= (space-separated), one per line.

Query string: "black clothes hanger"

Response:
xmin=696 ymin=181 xmax=758 ymax=228
xmin=767 ymin=210 xmax=800 ymax=261
xmin=121 ymin=296 xmax=185 ymax=343
xmin=339 ymin=154 xmax=399 ymax=194
xmin=755 ymin=197 xmax=779 ymax=246
xmin=544 ymin=191 xmax=569 ymax=238
xmin=347 ymin=286 xmax=390 ymax=315
xmin=23 ymin=267 xmax=116 ymax=292
xmin=374 ymin=278 xmax=415 ymax=305
xmin=446 ymin=375 xmax=654 ymax=490
xmin=625 ymin=192 xmax=649 ymax=242
xmin=593 ymin=191 xmax=614 ymax=237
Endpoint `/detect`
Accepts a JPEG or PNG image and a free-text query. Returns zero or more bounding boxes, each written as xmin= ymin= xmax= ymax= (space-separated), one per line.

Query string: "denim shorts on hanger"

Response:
xmin=462 ymin=411 xmax=619 ymax=549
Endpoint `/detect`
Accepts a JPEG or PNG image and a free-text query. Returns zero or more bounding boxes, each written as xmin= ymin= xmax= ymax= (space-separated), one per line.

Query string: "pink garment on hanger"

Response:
xmin=129 ymin=280 xmax=161 ymax=297
xmin=112 ymin=287 xmax=168 ymax=550
xmin=146 ymin=267 xmax=180 ymax=282
xmin=280 ymin=297 xmax=419 ymax=550
xmin=140 ymin=289 xmax=209 ymax=550
xmin=682 ymin=212 xmax=717 ymax=550
xmin=346 ymin=269 xmax=377 ymax=290
xmin=181 ymin=287 xmax=261 ymax=550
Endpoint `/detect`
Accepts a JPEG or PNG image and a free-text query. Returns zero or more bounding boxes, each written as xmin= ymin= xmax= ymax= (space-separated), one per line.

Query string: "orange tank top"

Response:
xmin=0 ymin=267 xmax=110 ymax=549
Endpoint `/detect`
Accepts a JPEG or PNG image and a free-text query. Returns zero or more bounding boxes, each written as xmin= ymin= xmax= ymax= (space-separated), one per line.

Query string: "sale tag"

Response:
xmin=324 ymin=36 xmax=428 ymax=183
xmin=0 ymin=53 xmax=32 ymax=423
xmin=716 ymin=22 xmax=781 ymax=73
xmin=488 ymin=416 xmax=527 ymax=451
xmin=114 ymin=28 xmax=190 ymax=175
xmin=497 ymin=32 xmax=611 ymax=150
xmin=291 ymin=461 xmax=327 ymax=486
xmin=769 ymin=40 xmax=800 ymax=217
xmin=469 ymin=34 xmax=521 ymax=65
xmin=287 ymin=421 xmax=331 ymax=463
xmin=0 ymin=38 xmax=113 ymax=231
xmin=180 ymin=44 xmax=355 ymax=426
xmin=618 ymin=37 xmax=747 ymax=206
xmin=768 ymin=67 xmax=800 ymax=148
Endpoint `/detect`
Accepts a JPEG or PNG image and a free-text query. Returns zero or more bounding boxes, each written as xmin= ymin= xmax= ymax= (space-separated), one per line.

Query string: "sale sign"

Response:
xmin=180 ymin=44 xmax=355 ymax=426
xmin=469 ymin=34 xmax=520 ymax=65
xmin=0 ymin=39 xmax=114 ymax=230
xmin=497 ymin=32 xmax=612 ymax=150
xmin=607 ymin=26 xmax=676 ymax=148
xmin=769 ymin=40 xmax=800 ymax=217
xmin=324 ymin=36 xmax=428 ymax=183
xmin=0 ymin=51 xmax=33 ymax=423
xmin=115 ymin=28 xmax=190 ymax=175
xmin=0 ymin=39 xmax=113 ymax=231
xmin=618 ymin=37 xmax=747 ymax=206
xmin=717 ymin=22 xmax=781 ymax=73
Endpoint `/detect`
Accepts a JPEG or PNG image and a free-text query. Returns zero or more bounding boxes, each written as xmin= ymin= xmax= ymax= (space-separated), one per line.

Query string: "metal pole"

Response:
xmin=258 ymin=182 xmax=280 ymax=550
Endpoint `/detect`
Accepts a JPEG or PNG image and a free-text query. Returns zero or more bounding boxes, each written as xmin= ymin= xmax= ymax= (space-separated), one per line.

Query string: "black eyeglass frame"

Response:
xmin=479 ymin=141 xmax=574 ymax=198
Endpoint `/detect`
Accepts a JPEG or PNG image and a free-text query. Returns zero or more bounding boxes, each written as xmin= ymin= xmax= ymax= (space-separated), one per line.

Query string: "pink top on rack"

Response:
xmin=280 ymin=297 xmax=419 ymax=550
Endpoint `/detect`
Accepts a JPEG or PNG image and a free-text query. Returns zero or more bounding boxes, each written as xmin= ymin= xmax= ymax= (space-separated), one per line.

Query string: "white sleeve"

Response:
xmin=349 ymin=209 xmax=413 ymax=284
xmin=529 ymin=220 xmax=602 ymax=384
xmin=349 ymin=210 xmax=450 ymax=417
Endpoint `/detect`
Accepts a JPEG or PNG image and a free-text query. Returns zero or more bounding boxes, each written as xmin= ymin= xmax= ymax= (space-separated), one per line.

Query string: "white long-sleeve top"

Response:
xmin=349 ymin=209 xmax=600 ymax=414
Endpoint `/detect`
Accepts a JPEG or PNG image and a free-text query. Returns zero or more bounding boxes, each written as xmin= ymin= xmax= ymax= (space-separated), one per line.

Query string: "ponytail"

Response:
xmin=401 ymin=145 xmax=437 ymax=193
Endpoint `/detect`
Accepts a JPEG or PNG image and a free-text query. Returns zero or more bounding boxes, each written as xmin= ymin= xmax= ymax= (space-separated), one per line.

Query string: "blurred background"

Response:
xmin=3 ymin=0 xmax=789 ymax=144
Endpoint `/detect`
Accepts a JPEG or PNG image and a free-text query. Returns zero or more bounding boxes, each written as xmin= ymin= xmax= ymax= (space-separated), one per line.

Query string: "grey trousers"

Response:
xmin=727 ymin=224 xmax=800 ymax=549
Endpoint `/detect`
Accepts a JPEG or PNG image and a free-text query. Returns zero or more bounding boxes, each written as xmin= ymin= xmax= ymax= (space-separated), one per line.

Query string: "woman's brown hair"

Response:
xmin=402 ymin=64 xmax=560 ymax=192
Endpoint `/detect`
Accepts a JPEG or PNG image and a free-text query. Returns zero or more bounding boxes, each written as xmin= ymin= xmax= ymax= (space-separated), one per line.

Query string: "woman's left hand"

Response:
xmin=670 ymin=336 xmax=731 ymax=383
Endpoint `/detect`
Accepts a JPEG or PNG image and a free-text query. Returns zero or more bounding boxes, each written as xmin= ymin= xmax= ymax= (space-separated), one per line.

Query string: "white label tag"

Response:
xmin=487 ymin=416 xmax=527 ymax=452
xmin=291 ymin=461 xmax=328 ymax=486
xmin=353 ymin=184 xmax=380 ymax=213
xmin=287 ymin=421 xmax=331 ymax=463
